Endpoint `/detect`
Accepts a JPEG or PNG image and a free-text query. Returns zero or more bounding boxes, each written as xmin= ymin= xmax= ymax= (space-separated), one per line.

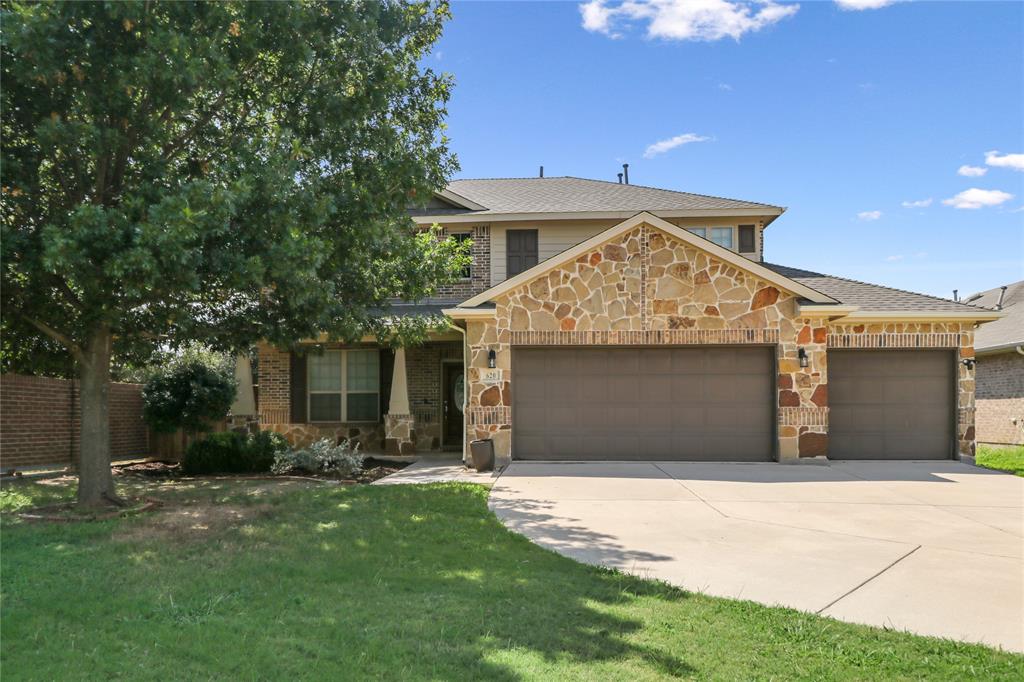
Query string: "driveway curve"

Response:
xmin=488 ymin=460 xmax=1023 ymax=652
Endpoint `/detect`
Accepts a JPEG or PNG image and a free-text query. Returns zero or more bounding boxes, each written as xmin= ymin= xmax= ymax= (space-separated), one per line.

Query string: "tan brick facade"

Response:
xmin=463 ymin=221 xmax=976 ymax=462
xmin=975 ymin=351 xmax=1024 ymax=445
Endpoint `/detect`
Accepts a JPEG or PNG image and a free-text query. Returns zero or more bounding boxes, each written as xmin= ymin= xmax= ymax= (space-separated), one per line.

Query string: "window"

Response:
xmin=452 ymin=233 xmax=472 ymax=279
xmin=739 ymin=225 xmax=756 ymax=253
xmin=686 ymin=227 xmax=707 ymax=239
xmin=710 ymin=227 xmax=733 ymax=249
xmin=308 ymin=350 xmax=380 ymax=422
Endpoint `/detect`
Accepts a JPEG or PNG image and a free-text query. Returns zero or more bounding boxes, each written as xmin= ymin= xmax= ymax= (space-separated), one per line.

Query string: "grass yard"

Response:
xmin=976 ymin=444 xmax=1024 ymax=477
xmin=2 ymin=476 xmax=1022 ymax=680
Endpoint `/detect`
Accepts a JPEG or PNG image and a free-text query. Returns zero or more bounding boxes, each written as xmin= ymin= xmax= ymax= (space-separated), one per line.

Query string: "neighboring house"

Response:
xmin=257 ymin=176 xmax=1000 ymax=463
xmin=963 ymin=281 xmax=1024 ymax=446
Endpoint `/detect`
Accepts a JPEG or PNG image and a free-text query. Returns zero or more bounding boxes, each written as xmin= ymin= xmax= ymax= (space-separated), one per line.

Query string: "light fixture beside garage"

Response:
xmin=798 ymin=347 xmax=809 ymax=368
xmin=961 ymin=357 xmax=976 ymax=370
xmin=487 ymin=349 xmax=497 ymax=369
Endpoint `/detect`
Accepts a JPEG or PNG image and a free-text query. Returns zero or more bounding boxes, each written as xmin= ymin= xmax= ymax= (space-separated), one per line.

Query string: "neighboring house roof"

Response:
xmin=411 ymin=176 xmax=783 ymax=220
xmin=763 ymin=264 xmax=992 ymax=314
xmin=962 ymin=280 xmax=1024 ymax=352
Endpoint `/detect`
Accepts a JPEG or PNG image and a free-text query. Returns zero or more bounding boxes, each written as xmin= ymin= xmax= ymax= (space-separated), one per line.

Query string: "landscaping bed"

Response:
xmin=2 ymin=475 xmax=1021 ymax=680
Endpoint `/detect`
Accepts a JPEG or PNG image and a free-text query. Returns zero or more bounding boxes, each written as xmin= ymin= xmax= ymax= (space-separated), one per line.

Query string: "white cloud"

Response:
xmin=836 ymin=0 xmax=897 ymax=10
xmin=901 ymin=198 xmax=933 ymax=208
xmin=643 ymin=132 xmax=711 ymax=159
xmin=717 ymin=83 xmax=733 ymax=91
xmin=985 ymin=150 xmax=1024 ymax=171
xmin=913 ymin=251 xmax=928 ymax=259
xmin=957 ymin=165 xmax=987 ymax=177
xmin=857 ymin=210 xmax=882 ymax=221
xmin=942 ymin=188 xmax=1014 ymax=210
xmin=579 ymin=0 xmax=799 ymax=42
xmin=885 ymin=254 xmax=904 ymax=262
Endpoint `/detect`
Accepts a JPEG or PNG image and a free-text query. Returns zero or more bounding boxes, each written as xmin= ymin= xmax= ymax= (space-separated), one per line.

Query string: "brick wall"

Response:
xmin=0 ymin=374 xmax=150 ymax=470
xmin=435 ymin=225 xmax=491 ymax=300
xmin=976 ymin=351 xmax=1024 ymax=445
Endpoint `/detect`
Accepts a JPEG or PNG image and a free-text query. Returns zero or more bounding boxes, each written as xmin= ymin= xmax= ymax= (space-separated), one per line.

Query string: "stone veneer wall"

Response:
xmin=464 ymin=223 xmax=829 ymax=461
xmin=975 ymin=350 xmax=1022 ymax=446
xmin=464 ymin=222 xmax=977 ymax=462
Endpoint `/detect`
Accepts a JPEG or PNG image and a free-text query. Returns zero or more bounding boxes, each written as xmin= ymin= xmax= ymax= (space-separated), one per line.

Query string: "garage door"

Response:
xmin=513 ymin=347 xmax=774 ymax=461
xmin=829 ymin=350 xmax=953 ymax=460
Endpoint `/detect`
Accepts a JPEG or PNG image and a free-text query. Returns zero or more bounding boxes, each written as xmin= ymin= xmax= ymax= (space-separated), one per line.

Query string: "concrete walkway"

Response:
xmin=373 ymin=456 xmax=500 ymax=487
xmin=488 ymin=460 xmax=1024 ymax=652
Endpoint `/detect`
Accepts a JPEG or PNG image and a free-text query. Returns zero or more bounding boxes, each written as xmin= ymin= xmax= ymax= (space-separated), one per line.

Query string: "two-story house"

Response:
xmin=256 ymin=176 xmax=999 ymax=464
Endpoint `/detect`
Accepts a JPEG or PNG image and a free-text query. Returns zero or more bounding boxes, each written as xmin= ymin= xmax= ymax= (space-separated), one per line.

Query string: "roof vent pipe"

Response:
xmin=622 ymin=163 xmax=629 ymax=184
xmin=617 ymin=172 xmax=623 ymax=184
xmin=997 ymin=285 xmax=1007 ymax=310
xmin=953 ymin=289 xmax=959 ymax=302
xmin=539 ymin=166 xmax=544 ymax=178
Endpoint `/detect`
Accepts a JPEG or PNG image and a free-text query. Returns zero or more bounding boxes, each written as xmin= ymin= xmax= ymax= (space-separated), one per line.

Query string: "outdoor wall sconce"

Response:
xmin=961 ymin=358 xmax=976 ymax=370
xmin=798 ymin=348 xmax=809 ymax=369
xmin=487 ymin=349 xmax=496 ymax=369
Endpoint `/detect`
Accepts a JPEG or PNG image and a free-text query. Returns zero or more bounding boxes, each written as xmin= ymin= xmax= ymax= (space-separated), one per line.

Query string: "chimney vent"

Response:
xmin=622 ymin=163 xmax=629 ymax=185
xmin=617 ymin=172 xmax=623 ymax=184
xmin=953 ymin=289 xmax=959 ymax=302
xmin=539 ymin=165 xmax=544 ymax=178
xmin=997 ymin=285 xmax=1008 ymax=310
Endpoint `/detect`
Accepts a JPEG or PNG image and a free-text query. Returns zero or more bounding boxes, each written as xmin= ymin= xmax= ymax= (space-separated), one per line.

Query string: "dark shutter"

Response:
xmin=506 ymin=229 xmax=538 ymax=277
xmin=379 ymin=348 xmax=395 ymax=423
xmin=289 ymin=352 xmax=307 ymax=423
xmin=739 ymin=225 xmax=756 ymax=253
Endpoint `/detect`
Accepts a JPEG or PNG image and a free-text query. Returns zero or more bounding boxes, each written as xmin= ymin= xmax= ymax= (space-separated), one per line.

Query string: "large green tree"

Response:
xmin=1 ymin=1 xmax=465 ymax=506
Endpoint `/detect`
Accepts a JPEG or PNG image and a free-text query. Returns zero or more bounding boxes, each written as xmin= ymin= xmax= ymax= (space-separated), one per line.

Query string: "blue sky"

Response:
xmin=431 ymin=0 xmax=1023 ymax=298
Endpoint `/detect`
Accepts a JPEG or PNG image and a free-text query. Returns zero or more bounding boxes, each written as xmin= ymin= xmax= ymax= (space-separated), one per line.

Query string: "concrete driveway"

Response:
xmin=489 ymin=460 xmax=1024 ymax=652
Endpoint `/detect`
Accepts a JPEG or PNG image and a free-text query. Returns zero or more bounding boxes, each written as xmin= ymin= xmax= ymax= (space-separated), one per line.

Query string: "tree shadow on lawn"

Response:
xmin=241 ymin=483 xmax=696 ymax=679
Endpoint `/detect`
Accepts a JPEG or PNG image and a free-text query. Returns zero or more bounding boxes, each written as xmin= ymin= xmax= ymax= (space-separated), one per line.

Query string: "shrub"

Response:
xmin=271 ymin=438 xmax=363 ymax=477
xmin=182 ymin=430 xmax=289 ymax=476
xmin=143 ymin=359 xmax=237 ymax=433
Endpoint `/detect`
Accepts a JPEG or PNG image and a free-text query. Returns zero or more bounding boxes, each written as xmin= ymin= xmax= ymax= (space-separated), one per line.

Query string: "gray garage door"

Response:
xmin=829 ymin=350 xmax=954 ymax=460
xmin=513 ymin=347 xmax=774 ymax=461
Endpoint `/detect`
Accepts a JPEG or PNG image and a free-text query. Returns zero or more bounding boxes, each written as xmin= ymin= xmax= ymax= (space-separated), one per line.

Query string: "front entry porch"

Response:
xmin=256 ymin=336 xmax=466 ymax=458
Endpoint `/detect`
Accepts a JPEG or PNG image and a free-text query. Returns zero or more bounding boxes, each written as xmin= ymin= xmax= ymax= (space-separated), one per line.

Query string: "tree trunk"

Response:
xmin=76 ymin=325 xmax=118 ymax=508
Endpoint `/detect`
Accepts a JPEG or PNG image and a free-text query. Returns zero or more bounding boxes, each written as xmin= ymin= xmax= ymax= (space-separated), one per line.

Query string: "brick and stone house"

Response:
xmin=257 ymin=176 xmax=1000 ymax=463
xmin=963 ymin=281 xmax=1023 ymax=447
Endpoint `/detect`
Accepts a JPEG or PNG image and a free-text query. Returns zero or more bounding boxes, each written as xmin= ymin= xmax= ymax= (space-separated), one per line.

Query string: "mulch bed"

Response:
xmin=111 ymin=457 xmax=409 ymax=484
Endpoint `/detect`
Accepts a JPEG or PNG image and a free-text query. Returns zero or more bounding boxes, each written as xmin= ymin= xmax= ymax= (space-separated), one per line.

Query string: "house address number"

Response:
xmin=481 ymin=369 xmax=503 ymax=385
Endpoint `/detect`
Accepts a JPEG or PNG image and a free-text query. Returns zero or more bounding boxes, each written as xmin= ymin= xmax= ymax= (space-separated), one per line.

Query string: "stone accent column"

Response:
xmin=384 ymin=347 xmax=415 ymax=455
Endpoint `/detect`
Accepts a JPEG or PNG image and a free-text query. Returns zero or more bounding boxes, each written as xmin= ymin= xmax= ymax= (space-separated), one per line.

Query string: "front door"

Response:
xmin=443 ymin=363 xmax=465 ymax=450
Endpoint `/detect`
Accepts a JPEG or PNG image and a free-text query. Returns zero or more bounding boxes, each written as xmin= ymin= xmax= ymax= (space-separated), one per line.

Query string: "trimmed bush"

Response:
xmin=271 ymin=438 xmax=363 ymax=477
xmin=143 ymin=360 xmax=236 ymax=434
xmin=182 ymin=431 xmax=288 ymax=476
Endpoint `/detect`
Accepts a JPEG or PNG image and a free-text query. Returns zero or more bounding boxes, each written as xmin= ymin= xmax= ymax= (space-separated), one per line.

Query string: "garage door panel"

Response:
xmin=830 ymin=350 xmax=952 ymax=460
xmin=514 ymin=347 xmax=774 ymax=461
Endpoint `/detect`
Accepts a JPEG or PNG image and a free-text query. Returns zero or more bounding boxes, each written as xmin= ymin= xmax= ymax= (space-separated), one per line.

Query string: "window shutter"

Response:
xmin=739 ymin=225 xmax=756 ymax=253
xmin=379 ymin=348 xmax=395 ymax=423
xmin=506 ymin=229 xmax=538 ymax=277
xmin=289 ymin=352 xmax=307 ymax=423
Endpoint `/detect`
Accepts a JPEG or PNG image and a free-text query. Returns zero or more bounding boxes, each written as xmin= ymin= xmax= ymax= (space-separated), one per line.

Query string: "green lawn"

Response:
xmin=976 ymin=444 xmax=1024 ymax=477
xmin=2 ymin=476 xmax=1022 ymax=680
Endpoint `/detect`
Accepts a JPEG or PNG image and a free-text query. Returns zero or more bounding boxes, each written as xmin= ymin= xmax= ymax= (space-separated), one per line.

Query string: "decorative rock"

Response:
xmin=603 ymin=243 xmax=628 ymax=261
xmin=779 ymin=390 xmax=800 ymax=407
xmin=751 ymin=286 xmax=780 ymax=310
xmin=810 ymin=384 xmax=828 ymax=407
xmin=799 ymin=432 xmax=828 ymax=457
xmin=479 ymin=386 xmax=502 ymax=407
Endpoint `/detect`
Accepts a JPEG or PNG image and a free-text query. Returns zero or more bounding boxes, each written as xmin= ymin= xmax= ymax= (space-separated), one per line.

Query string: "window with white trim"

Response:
xmin=686 ymin=227 xmax=707 ymax=239
xmin=710 ymin=227 xmax=734 ymax=249
xmin=308 ymin=350 xmax=380 ymax=422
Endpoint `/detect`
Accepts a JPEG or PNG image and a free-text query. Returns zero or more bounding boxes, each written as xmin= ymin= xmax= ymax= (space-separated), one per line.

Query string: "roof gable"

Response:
xmin=459 ymin=212 xmax=836 ymax=308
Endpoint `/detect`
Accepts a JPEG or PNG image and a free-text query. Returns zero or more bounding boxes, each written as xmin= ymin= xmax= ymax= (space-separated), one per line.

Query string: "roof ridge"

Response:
xmin=559 ymin=176 xmax=782 ymax=209
xmin=763 ymin=262 xmax=990 ymax=311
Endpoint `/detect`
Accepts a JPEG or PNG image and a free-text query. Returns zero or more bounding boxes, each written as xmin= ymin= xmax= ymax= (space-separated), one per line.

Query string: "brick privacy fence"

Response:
xmin=976 ymin=352 xmax=1024 ymax=445
xmin=0 ymin=374 xmax=151 ymax=470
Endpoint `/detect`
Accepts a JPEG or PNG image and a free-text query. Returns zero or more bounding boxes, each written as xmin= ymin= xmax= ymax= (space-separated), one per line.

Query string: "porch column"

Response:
xmin=384 ymin=347 xmax=416 ymax=456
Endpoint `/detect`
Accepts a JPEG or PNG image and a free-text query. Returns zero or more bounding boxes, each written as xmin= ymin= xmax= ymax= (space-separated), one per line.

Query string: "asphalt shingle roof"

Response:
xmin=963 ymin=281 xmax=1024 ymax=351
xmin=417 ymin=177 xmax=782 ymax=216
xmin=762 ymin=263 xmax=990 ymax=313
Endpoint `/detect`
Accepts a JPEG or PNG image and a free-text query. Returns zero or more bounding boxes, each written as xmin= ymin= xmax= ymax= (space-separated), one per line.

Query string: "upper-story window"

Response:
xmin=738 ymin=225 xmax=756 ymax=254
xmin=451 ymin=232 xmax=472 ymax=279
xmin=506 ymin=229 xmax=538 ymax=277
xmin=686 ymin=226 xmax=734 ymax=250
